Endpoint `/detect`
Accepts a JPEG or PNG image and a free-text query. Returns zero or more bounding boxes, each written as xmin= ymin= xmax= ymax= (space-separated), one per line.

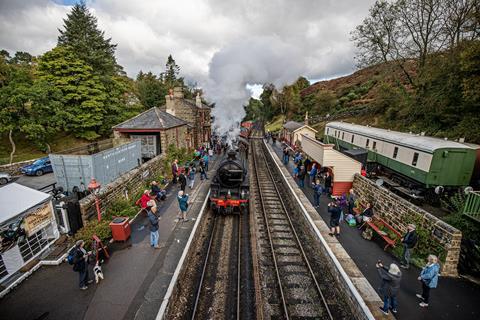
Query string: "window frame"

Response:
xmin=412 ymin=152 xmax=419 ymax=166
xmin=351 ymin=135 xmax=355 ymax=143
xmin=366 ymin=139 xmax=370 ymax=148
xmin=393 ymin=146 xmax=399 ymax=159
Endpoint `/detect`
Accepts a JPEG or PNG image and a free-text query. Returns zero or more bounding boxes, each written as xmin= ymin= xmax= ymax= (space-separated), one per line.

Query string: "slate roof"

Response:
xmin=184 ymin=99 xmax=210 ymax=109
xmin=283 ymin=121 xmax=304 ymax=131
xmin=327 ymin=121 xmax=475 ymax=153
xmin=113 ymin=107 xmax=188 ymax=130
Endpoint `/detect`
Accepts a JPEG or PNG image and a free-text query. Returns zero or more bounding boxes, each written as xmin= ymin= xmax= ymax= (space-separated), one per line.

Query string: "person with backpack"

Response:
xmin=297 ymin=165 xmax=306 ymax=188
xmin=376 ymin=261 xmax=402 ymax=315
xmin=147 ymin=200 xmax=162 ymax=249
xmin=178 ymin=169 xmax=187 ymax=192
xmin=400 ymin=224 xmax=418 ymax=269
xmin=417 ymin=254 xmax=440 ymax=307
xmin=177 ymin=190 xmax=189 ymax=222
xmin=70 ymin=240 xmax=92 ymax=290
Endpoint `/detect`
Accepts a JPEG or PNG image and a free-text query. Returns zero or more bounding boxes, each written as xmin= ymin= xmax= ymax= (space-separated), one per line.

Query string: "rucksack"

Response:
xmin=67 ymin=247 xmax=77 ymax=265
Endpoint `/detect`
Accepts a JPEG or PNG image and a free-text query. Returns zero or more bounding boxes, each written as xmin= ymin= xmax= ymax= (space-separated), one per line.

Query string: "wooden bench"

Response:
xmin=361 ymin=216 xmax=402 ymax=251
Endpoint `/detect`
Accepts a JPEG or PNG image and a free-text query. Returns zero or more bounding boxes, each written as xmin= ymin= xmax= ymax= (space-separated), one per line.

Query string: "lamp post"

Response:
xmin=88 ymin=178 xmax=102 ymax=222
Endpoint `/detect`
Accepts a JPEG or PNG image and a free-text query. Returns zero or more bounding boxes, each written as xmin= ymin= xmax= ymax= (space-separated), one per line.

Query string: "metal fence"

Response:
xmin=463 ymin=191 xmax=480 ymax=222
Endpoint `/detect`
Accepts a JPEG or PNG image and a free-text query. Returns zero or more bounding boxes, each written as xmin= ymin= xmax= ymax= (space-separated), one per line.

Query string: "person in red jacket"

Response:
xmin=136 ymin=190 xmax=153 ymax=212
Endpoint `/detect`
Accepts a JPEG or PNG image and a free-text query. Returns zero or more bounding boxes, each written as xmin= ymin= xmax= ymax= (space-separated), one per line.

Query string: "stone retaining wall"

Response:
xmin=79 ymin=155 xmax=165 ymax=223
xmin=352 ymin=174 xmax=461 ymax=276
xmin=0 ymin=159 xmax=38 ymax=175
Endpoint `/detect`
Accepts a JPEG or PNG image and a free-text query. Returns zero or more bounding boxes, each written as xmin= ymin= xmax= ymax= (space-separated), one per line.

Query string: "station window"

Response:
xmin=351 ymin=135 xmax=355 ymax=143
xmin=342 ymin=132 xmax=345 ymax=140
xmin=393 ymin=147 xmax=399 ymax=159
xmin=412 ymin=152 xmax=419 ymax=166
xmin=366 ymin=139 xmax=370 ymax=148
xmin=373 ymin=141 xmax=377 ymax=150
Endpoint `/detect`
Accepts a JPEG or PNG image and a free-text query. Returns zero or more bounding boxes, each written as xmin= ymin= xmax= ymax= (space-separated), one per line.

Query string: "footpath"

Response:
xmin=270 ymin=141 xmax=480 ymax=320
xmin=0 ymin=156 xmax=218 ymax=320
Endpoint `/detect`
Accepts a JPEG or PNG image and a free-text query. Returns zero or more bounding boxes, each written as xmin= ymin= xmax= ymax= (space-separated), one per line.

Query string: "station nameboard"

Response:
xmin=23 ymin=202 xmax=53 ymax=236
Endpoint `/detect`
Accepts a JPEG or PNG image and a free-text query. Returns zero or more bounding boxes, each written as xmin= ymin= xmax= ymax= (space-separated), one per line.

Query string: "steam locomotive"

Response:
xmin=210 ymin=147 xmax=249 ymax=214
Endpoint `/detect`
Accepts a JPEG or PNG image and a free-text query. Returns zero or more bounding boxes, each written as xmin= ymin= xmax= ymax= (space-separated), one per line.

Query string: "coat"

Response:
xmin=178 ymin=194 xmax=189 ymax=212
xmin=148 ymin=210 xmax=159 ymax=232
xmin=402 ymin=230 xmax=418 ymax=249
xmin=420 ymin=263 xmax=440 ymax=288
xmin=377 ymin=267 xmax=402 ymax=296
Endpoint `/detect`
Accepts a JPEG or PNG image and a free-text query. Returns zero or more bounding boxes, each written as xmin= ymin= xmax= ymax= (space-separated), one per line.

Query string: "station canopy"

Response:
xmin=0 ymin=183 xmax=51 ymax=225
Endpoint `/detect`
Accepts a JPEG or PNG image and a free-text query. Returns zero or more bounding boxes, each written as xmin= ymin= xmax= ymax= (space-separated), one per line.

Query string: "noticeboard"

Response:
xmin=23 ymin=202 xmax=53 ymax=236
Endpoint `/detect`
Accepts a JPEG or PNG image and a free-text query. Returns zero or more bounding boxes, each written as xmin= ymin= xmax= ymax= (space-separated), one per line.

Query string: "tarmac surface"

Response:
xmin=0 ymin=172 xmax=57 ymax=190
xmin=271 ymin=141 xmax=480 ymax=320
xmin=0 ymin=156 xmax=217 ymax=320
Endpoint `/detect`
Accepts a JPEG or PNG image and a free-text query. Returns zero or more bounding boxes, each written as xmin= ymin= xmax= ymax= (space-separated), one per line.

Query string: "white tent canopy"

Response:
xmin=0 ymin=183 xmax=51 ymax=225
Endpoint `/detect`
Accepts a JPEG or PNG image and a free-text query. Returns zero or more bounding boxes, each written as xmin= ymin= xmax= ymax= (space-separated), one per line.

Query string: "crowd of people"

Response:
xmin=280 ymin=141 xmax=441 ymax=314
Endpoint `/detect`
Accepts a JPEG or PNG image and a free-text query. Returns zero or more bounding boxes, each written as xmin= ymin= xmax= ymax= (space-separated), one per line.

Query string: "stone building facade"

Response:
xmin=353 ymin=174 xmax=461 ymax=276
xmin=113 ymin=107 xmax=190 ymax=160
xmin=160 ymin=87 xmax=211 ymax=148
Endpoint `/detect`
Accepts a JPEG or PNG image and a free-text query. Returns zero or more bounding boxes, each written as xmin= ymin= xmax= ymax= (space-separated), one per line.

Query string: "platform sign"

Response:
xmin=23 ymin=202 xmax=53 ymax=236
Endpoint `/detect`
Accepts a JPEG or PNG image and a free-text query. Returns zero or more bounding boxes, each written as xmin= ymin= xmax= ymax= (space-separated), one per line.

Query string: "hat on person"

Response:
xmin=76 ymin=240 xmax=84 ymax=247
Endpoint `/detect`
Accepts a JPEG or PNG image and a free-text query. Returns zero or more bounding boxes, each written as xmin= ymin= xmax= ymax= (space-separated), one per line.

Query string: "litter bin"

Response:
xmin=109 ymin=217 xmax=131 ymax=241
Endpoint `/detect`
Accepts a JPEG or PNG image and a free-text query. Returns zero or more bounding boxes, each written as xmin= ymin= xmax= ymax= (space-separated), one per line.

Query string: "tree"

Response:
xmin=37 ymin=46 xmax=107 ymax=140
xmin=163 ymin=55 xmax=183 ymax=89
xmin=244 ymin=97 xmax=263 ymax=121
xmin=136 ymin=71 xmax=167 ymax=109
xmin=58 ymin=1 xmax=117 ymax=76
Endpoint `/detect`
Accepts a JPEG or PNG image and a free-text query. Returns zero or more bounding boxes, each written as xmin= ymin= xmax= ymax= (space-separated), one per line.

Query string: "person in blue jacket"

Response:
xmin=177 ymin=190 xmax=190 ymax=222
xmin=416 ymin=254 xmax=440 ymax=307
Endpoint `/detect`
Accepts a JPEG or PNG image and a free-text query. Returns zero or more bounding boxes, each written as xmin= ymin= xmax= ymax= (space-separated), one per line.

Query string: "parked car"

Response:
xmin=21 ymin=157 xmax=53 ymax=176
xmin=0 ymin=172 xmax=12 ymax=185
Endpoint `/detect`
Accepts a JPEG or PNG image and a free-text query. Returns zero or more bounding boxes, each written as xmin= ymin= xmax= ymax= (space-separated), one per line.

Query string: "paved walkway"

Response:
xmin=0 ymin=157 xmax=218 ymax=320
xmin=271 ymin=141 xmax=480 ymax=320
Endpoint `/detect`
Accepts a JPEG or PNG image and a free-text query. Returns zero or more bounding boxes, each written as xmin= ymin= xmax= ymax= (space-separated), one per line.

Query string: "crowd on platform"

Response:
xmin=276 ymin=138 xmax=441 ymax=315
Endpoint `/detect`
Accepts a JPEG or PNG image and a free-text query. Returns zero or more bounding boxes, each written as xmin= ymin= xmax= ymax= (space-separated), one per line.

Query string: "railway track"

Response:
xmin=190 ymin=211 xmax=255 ymax=320
xmin=251 ymin=139 xmax=335 ymax=319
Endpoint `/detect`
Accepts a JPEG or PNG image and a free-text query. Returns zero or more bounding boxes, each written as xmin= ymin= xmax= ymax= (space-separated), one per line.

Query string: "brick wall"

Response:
xmin=0 ymin=159 xmax=37 ymax=175
xmin=352 ymin=174 xmax=461 ymax=276
xmin=79 ymin=154 xmax=165 ymax=223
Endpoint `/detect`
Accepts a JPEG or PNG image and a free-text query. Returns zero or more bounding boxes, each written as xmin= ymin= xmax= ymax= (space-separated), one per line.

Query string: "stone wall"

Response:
xmin=352 ymin=174 xmax=461 ymax=276
xmin=79 ymin=154 xmax=165 ymax=223
xmin=0 ymin=159 xmax=37 ymax=175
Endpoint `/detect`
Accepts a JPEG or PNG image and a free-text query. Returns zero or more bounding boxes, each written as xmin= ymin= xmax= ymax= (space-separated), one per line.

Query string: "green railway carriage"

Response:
xmin=323 ymin=122 xmax=477 ymax=189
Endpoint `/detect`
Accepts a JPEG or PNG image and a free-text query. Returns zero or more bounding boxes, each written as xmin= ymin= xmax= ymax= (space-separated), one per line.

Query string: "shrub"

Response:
xmin=73 ymin=220 xmax=112 ymax=250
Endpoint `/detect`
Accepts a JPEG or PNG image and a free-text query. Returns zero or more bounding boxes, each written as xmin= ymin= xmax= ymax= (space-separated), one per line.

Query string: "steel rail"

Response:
xmin=191 ymin=214 xmax=219 ymax=320
xmin=236 ymin=213 xmax=242 ymax=320
xmin=256 ymin=139 xmax=334 ymax=320
xmin=252 ymin=141 xmax=290 ymax=320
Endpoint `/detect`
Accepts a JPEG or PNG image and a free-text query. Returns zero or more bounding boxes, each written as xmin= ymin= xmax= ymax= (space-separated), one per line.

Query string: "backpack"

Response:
xmin=67 ymin=247 xmax=77 ymax=265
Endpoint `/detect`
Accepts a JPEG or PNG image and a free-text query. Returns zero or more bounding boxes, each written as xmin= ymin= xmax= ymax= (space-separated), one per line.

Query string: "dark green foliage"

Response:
xmin=163 ymin=54 xmax=184 ymax=89
xmin=244 ymin=97 xmax=263 ymax=121
xmin=58 ymin=1 xmax=117 ymax=76
xmin=136 ymin=71 xmax=167 ymax=109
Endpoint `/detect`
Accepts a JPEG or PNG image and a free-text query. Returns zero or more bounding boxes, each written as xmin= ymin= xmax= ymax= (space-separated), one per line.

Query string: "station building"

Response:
xmin=161 ymin=87 xmax=212 ymax=148
xmin=113 ymin=108 xmax=190 ymax=160
xmin=281 ymin=114 xmax=317 ymax=147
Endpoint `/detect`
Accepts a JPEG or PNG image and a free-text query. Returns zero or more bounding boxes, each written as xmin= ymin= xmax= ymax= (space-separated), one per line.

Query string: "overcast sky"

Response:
xmin=0 ymin=0 xmax=376 ymax=130
xmin=0 ymin=0 xmax=375 ymax=83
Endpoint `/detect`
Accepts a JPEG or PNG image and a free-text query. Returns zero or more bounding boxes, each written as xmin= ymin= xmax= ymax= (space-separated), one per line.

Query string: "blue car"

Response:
xmin=21 ymin=157 xmax=53 ymax=176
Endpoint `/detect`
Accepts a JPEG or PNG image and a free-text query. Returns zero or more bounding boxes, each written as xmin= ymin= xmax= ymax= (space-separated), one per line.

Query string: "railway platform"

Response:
xmin=0 ymin=157 xmax=218 ymax=320
xmin=270 ymin=141 xmax=480 ymax=320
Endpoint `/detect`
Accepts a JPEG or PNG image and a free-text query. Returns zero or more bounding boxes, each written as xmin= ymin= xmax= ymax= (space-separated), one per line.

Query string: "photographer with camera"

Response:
xmin=376 ymin=260 xmax=402 ymax=315
xmin=327 ymin=201 xmax=342 ymax=237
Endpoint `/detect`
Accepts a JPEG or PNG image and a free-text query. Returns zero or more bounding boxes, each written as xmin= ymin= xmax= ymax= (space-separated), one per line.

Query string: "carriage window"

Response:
xmin=412 ymin=152 xmax=419 ymax=166
xmin=342 ymin=132 xmax=344 ymax=140
xmin=351 ymin=135 xmax=354 ymax=143
xmin=393 ymin=147 xmax=399 ymax=159
xmin=372 ymin=141 xmax=377 ymax=150
xmin=327 ymin=128 xmax=329 ymax=134
xmin=366 ymin=139 xmax=369 ymax=148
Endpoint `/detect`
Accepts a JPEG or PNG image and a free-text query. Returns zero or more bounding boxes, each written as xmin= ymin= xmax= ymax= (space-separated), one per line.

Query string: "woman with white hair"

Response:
xmin=376 ymin=261 xmax=402 ymax=315
xmin=177 ymin=190 xmax=189 ymax=222
xmin=417 ymin=254 xmax=440 ymax=307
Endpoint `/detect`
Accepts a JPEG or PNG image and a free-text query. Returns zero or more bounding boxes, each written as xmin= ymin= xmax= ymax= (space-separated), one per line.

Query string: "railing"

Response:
xmin=463 ymin=191 xmax=480 ymax=222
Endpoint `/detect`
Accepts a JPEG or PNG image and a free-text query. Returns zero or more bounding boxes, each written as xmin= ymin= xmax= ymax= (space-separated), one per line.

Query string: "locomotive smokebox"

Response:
xmin=227 ymin=150 xmax=237 ymax=160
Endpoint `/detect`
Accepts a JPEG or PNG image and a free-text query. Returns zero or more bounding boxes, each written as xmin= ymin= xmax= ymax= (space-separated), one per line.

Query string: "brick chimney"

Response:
xmin=173 ymin=87 xmax=184 ymax=98
xmin=196 ymin=92 xmax=202 ymax=108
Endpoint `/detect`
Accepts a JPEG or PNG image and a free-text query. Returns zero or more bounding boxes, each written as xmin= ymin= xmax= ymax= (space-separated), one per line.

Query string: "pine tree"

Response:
xmin=163 ymin=55 xmax=183 ymax=89
xmin=58 ymin=1 xmax=117 ymax=76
